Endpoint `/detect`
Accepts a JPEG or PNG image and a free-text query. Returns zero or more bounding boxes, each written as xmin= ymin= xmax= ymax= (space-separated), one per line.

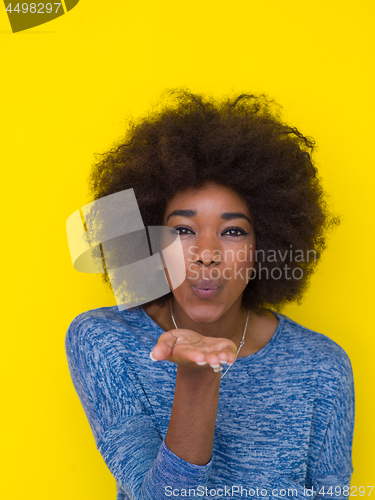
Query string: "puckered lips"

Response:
xmin=191 ymin=278 xmax=221 ymax=299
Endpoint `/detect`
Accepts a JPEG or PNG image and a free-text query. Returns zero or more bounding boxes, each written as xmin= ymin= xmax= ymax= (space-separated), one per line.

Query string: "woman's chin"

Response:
xmin=181 ymin=298 xmax=227 ymax=325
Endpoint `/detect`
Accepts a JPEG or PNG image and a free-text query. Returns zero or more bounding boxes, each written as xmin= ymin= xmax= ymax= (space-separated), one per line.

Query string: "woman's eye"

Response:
xmin=174 ymin=226 xmax=194 ymax=235
xmin=172 ymin=227 xmax=248 ymax=236
xmin=223 ymin=228 xmax=248 ymax=237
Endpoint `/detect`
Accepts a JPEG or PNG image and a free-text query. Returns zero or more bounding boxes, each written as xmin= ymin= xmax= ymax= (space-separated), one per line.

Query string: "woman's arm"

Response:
xmin=310 ymin=354 xmax=355 ymax=499
xmin=65 ymin=314 xmax=234 ymax=499
xmin=151 ymin=327 xmax=237 ymax=465
xmin=165 ymin=364 xmax=221 ymax=465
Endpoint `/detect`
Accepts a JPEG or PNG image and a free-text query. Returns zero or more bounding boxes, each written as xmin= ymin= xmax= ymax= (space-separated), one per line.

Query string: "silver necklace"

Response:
xmin=169 ymin=299 xmax=249 ymax=379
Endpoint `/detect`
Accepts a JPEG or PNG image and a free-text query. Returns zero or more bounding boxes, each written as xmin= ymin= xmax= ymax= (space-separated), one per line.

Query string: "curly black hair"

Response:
xmin=88 ymin=89 xmax=339 ymax=312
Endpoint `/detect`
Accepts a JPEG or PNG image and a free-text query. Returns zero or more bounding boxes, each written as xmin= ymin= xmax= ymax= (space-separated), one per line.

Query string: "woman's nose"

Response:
xmin=194 ymin=238 xmax=222 ymax=266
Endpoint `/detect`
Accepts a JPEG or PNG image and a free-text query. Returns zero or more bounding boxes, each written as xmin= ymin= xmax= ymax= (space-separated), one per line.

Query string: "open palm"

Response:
xmin=151 ymin=329 xmax=238 ymax=368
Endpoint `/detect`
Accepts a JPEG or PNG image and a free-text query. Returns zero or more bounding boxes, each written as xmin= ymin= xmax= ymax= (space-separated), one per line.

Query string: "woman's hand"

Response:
xmin=150 ymin=329 xmax=237 ymax=371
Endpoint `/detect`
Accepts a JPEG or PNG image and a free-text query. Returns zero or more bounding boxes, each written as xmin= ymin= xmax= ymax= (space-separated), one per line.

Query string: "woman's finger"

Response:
xmin=172 ymin=343 xmax=235 ymax=366
xmin=150 ymin=331 xmax=178 ymax=361
xmin=217 ymin=345 xmax=238 ymax=364
xmin=171 ymin=345 xmax=207 ymax=364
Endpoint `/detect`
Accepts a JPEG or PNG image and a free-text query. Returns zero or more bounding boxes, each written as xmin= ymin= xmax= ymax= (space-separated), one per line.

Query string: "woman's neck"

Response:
xmin=170 ymin=295 xmax=247 ymax=343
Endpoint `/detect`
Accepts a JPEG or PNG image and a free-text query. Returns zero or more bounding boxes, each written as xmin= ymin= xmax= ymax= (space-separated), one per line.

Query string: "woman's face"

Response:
xmin=162 ymin=182 xmax=256 ymax=324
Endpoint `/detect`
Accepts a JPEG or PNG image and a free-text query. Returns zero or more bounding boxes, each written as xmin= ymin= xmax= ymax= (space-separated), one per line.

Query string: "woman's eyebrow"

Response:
xmin=166 ymin=210 xmax=251 ymax=225
xmin=166 ymin=209 xmax=196 ymax=222
xmin=221 ymin=212 xmax=252 ymax=225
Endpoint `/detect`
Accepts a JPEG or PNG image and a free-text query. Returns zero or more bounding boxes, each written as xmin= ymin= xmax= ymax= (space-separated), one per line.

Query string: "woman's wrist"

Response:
xmin=176 ymin=362 xmax=222 ymax=385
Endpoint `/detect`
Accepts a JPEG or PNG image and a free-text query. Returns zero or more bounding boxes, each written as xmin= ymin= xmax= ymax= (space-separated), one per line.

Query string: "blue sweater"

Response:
xmin=65 ymin=305 xmax=354 ymax=500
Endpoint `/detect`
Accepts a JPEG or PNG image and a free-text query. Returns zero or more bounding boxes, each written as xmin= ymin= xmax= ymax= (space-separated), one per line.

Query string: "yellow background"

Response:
xmin=1 ymin=1 xmax=374 ymax=498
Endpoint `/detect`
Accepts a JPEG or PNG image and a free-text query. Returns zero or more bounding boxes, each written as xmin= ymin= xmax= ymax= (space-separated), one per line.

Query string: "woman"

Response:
xmin=65 ymin=90 xmax=354 ymax=500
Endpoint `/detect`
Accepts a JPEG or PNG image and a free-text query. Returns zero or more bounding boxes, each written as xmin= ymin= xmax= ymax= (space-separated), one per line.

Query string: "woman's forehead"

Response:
xmin=165 ymin=182 xmax=251 ymax=215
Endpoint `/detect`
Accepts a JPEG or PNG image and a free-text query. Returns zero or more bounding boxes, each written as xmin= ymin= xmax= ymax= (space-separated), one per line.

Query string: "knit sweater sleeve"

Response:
xmin=65 ymin=312 xmax=212 ymax=500
xmin=310 ymin=351 xmax=355 ymax=498
xmin=269 ymin=349 xmax=355 ymax=500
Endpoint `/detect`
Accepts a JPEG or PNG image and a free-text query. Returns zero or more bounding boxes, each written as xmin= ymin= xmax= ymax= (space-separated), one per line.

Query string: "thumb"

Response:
xmin=150 ymin=331 xmax=177 ymax=361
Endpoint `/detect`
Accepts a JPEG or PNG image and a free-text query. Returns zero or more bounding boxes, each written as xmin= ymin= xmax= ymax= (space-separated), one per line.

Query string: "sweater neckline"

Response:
xmin=138 ymin=306 xmax=285 ymax=364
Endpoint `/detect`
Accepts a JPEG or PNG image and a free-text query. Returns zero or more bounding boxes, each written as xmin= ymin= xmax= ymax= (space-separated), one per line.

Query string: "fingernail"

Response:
xmin=219 ymin=360 xmax=230 ymax=365
xmin=210 ymin=364 xmax=221 ymax=370
xmin=150 ymin=351 xmax=157 ymax=361
xmin=196 ymin=361 xmax=207 ymax=366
